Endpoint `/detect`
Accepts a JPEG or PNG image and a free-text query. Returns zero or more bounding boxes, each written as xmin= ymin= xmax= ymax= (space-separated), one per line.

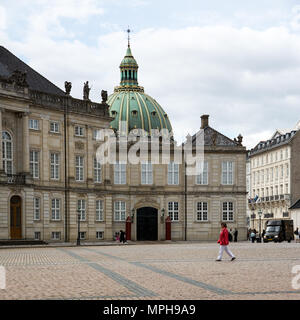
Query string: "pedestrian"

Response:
xmin=234 ymin=228 xmax=238 ymax=242
xmin=228 ymin=228 xmax=233 ymax=242
xmin=294 ymin=228 xmax=299 ymax=242
xmin=216 ymin=223 xmax=236 ymax=261
xmin=115 ymin=232 xmax=120 ymax=242
xmin=250 ymin=230 xmax=256 ymax=243
xmin=262 ymin=229 xmax=266 ymax=238
xmin=120 ymin=230 xmax=126 ymax=243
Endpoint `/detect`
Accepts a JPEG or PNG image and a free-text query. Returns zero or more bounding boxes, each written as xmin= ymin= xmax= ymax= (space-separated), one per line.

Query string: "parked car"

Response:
xmin=263 ymin=220 xmax=294 ymax=243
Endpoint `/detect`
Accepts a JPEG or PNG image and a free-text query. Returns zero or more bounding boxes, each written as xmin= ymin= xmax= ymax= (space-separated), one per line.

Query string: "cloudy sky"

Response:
xmin=1 ymin=0 xmax=300 ymax=148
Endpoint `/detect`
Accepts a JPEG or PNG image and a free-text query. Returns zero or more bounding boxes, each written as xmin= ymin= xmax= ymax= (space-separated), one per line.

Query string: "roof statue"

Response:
xmin=83 ymin=81 xmax=91 ymax=100
xmin=64 ymin=81 xmax=72 ymax=95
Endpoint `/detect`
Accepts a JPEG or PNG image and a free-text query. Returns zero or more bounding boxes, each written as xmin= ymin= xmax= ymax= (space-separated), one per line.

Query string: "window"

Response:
xmin=114 ymin=162 xmax=126 ymax=184
xmin=222 ymin=161 xmax=234 ymax=185
xmin=196 ymin=161 xmax=208 ymax=185
xmin=196 ymin=202 xmax=208 ymax=221
xmin=79 ymin=232 xmax=86 ymax=240
xmin=33 ymin=197 xmax=40 ymax=220
xmin=93 ymin=129 xmax=101 ymax=140
xmin=50 ymin=121 xmax=59 ymax=133
xmin=275 ymin=166 xmax=278 ymax=180
xmin=141 ymin=162 xmax=153 ymax=185
xmin=281 ymin=165 xmax=283 ymax=178
xmin=29 ymin=119 xmax=39 ymax=130
xmin=34 ymin=232 xmax=41 ymax=240
xmin=96 ymin=200 xmax=104 ymax=221
xmin=168 ymin=202 xmax=179 ymax=221
xmin=30 ymin=151 xmax=39 ymax=178
xmin=51 ymin=199 xmax=60 ymax=220
xmin=96 ymin=231 xmax=104 ymax=240
xmin=77 ymin=200 xmax=86 ymax=221
xmin=51 ymin=232 xmax=61 ymax=240
xmin=168 ymin=162 xmax=179 ymax=185
xmin=2 ymin=131 xmax=13 ymax=174
xmin=75 ymin=156 xmax=84 ymax=181
xmin=271 ymin=168 xmax=274 ymax=181
xmin=286 ymin=164 xmax=289 ymax=178
xmin=50 ymin=153 xmax=60 ymax=180
xmin=94 ymin=158 xmax=102 ymax=183
xmin=114 ymin=201 xmax=126 ymax=221
xmin=222 ymin=202 xmax=234 ymax=221
xmin=74 ymin=125 xmax=84 ymax=137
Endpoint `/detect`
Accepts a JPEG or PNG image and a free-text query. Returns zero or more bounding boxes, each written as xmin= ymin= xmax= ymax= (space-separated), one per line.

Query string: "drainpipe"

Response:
xmin=64 ymin=97 xmax=69 ymax=242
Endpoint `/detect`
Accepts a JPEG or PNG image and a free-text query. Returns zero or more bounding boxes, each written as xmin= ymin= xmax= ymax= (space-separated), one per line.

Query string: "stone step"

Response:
xmin=0 ymin=240 xmax=48 ymax=246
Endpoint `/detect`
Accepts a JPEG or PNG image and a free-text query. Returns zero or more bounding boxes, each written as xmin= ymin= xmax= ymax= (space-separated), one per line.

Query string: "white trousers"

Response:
xmin=217 ymin=245 xmax=235 ymax=260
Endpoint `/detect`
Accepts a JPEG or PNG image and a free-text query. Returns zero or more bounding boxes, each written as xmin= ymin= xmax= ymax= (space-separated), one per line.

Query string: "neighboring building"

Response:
xmin=0 ymin=44 xmax=248 ymax=242
xmin=248 ymin=126 xmax=300 ymax=232
xmin=290 ymin=199 xmax=300 ymax=231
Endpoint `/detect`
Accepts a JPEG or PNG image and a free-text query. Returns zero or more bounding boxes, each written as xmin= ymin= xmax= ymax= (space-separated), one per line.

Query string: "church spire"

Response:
xmin=119 ymin=30 xmax=139 ymax=87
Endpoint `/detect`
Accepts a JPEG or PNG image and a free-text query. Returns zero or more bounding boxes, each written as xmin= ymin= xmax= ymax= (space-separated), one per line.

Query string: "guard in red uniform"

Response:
xmin=216 ymin=223 xmax=236 ymax=261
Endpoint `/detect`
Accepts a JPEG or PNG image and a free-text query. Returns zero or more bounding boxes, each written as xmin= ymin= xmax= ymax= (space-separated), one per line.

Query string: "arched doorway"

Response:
xmin=10 ymin=196 xmax=22 ymax=239
xmin=136 ymin=207 xmax=158 ymax=241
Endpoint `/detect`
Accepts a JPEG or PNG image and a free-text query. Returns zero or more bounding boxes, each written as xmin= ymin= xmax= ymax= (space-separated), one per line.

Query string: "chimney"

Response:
xmin=201 ymin=114 xmax=209 ymax=129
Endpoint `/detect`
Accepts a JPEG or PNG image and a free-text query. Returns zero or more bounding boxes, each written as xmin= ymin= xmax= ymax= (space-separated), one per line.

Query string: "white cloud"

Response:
xmin=0 ymin=6 xmax=6 ymax=30
xmin=2 ymin=3 xmax=300 ymax=150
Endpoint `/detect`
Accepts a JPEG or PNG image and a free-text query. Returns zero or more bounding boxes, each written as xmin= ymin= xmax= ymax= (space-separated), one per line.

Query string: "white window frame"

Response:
xmin=96 ymin=200 xmax=104 ymax=221
xmin=221 ymin=161 xmax=234 ymax=185
xmin=2 ymin=131 xmax=13 ymax=174
xmin=51 ymin=232 xmax=61 ymax=240
xmin=196 ymin=202 xmax=208 ymax=221
xmin=30 ymin=150 xmax=39 ymax=179
xmin=74 ymin=125 xmax=84 ymax=137
xmin=50 ymin=121 xmax=59 ymax=133
xmin=94 ymin=158 xmax=102 ymax=183
xmin=33 ymin=197 xmax=40 ymax=221
xmin=93 ymin=129 xmax=101 ymax=140
xmin=114 ymin=201 xmax=126 ymax=221
xmin=75 ymin=155 xmax=84 ymax=182
xmin=114 ymin=162 xmax=126 ymax=185
xmin=196 ymin=161 xmax=208 ymax=185
xmin=141 ymin=161 xmax=153 ymax=185
xmin=79 ymin=232 xmax=86 ymax=240
xmin=168 ymin=201 xmax=179 ymax=221
xmin=77 ymin=199 xmax=86 ymax=221
xmin=51 ymin=199 xmax=60 ymax=221
xmin=29 ymin=119 xmax=39 ymax=130
xmin=34 ymin=232 xmax=41 ymax=240
xmin=50 ymin=153 xmax=60 ymax=180
xmin=222 ymin=202 xmax=234 ymax=221
xmin=96 ymin=231 xmax=104 ymax=240
xmin=168 ymin=162 xmax=179 ymax=185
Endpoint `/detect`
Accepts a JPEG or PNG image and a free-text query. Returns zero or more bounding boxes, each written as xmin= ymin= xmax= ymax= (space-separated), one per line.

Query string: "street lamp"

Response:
xmin=77 ymin=210 xmax=81 ymax=246
xmin=258 ymin=210 xmax=262 ymax=242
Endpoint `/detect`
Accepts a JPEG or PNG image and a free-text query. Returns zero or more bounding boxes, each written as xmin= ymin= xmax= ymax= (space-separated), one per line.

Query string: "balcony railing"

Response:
xmin=283 ymin=212 xmax=289 ymax=218
xmin=264 ymin=213 xmax=274 ymax=218
xmin=7 ymin=174 xmax=26 ymax=185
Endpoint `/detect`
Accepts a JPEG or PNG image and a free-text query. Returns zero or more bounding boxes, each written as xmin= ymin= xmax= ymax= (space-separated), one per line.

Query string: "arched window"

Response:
xmin=2 ymin=131 xmax=13 ymax=174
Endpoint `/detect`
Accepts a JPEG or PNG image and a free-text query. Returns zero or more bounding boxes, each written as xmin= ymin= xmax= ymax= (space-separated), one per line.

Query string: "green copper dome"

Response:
xmin=108 ymin=45 xmax=173 ymax=135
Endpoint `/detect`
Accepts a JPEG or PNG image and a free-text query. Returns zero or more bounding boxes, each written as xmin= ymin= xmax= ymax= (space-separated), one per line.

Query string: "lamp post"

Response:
xmin=258 ymin=210 xmax=262 ymax=242
xmin=131 ymin=209 xmax=135 ymax=223
xmin=77 ymin=210 xmax=81 ymax=246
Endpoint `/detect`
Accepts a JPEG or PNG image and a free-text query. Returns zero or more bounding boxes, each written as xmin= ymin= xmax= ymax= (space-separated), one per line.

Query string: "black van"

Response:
xmin=263 ymin=220 xmax=294 ymax=243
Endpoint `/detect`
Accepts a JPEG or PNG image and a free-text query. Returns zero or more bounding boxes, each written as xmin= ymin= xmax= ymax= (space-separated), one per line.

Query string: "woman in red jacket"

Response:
xmin=216 ymin=223 xmax=236 ymax=261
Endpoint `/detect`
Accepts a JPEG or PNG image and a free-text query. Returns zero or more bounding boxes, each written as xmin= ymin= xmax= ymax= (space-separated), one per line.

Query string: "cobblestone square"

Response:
xmin=0 ymin=241 xmax=300 ymax=300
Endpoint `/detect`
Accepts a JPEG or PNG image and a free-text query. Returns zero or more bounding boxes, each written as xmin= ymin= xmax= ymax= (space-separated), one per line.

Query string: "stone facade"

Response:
xmin=0 ymin=49 xmax=248 ymax=243
xmin=248 ymin=128 xmax=300 ymax=232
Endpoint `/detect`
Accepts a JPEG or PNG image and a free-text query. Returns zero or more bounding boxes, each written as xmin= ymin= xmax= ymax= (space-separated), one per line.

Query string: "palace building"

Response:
xmin=248 ymin=123 xmax=300 ymax=231
xmin=0 ymin=43 xmax=247 ymax=243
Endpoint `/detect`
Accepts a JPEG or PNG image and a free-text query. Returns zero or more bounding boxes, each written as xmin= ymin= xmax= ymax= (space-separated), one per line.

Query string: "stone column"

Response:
xmin=22 ymin=112 xmax=30 ymax=174
xmin=0 ymin=108 xmax=3 ymax=171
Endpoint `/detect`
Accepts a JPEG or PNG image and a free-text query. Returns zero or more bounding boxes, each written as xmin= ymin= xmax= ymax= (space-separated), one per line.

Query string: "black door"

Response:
xmin=137 ymin=207 xmax=158 ymax=241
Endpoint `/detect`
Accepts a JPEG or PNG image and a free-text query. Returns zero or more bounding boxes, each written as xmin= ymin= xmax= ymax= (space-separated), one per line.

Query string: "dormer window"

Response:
xmin=111 ymin=111 xmax=117 ymax=118
xmin=131 ymin=110 xmax=138 ymax=117
xmin=151 ymin=111 xmax=157 ymax=117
